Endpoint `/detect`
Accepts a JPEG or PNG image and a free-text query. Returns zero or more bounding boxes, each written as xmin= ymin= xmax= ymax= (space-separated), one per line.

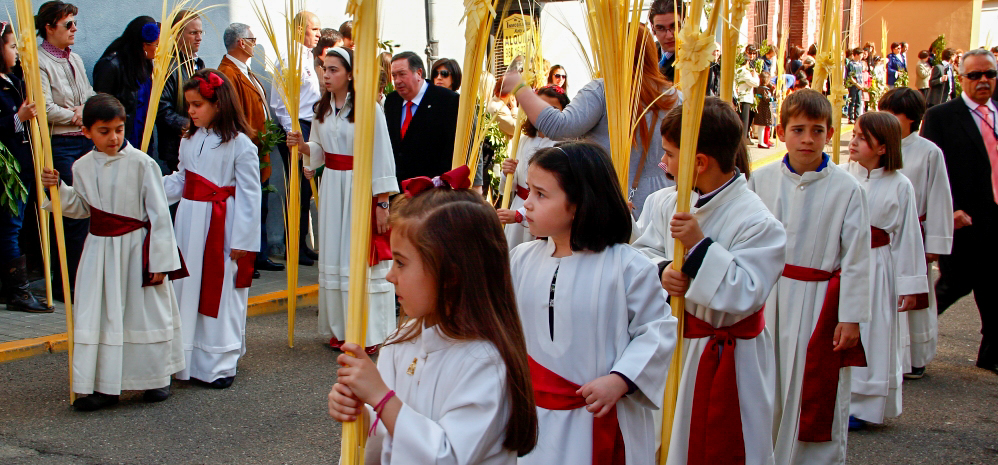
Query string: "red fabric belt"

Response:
xmin=89 ymin=207 xmax=189 ymax=287
xmin=683 ymin=309 xmax=766 ymax=465
xmin=528 ymin=356 xmax=625 ymax=465
xmin=182 ymin=171 xmax=255 ymax=318
xmin=871 ymin=227 xmax=890 ymax=248
xmin=781 ymin=264 xmax=867 ymax=442
xmin=324 ymin=152 xmax=354 ymax=171
xmin=516 ymin=185 xmax=529 ymax=200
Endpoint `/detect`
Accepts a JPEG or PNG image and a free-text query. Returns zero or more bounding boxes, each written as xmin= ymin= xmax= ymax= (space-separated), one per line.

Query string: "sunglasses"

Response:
xmin=963 ymin=69 xmax=998 ymax=80
xmin=60 ymin=20 xmax=76 ymax=29
xmin=553 ymin=73 xmax=567 ymax=79
xmin=434 ymin=70 xmax=451 ymax=78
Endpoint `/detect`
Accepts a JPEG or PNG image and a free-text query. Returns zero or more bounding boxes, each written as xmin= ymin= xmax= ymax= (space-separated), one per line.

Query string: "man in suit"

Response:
xmin=156 ymin=10 xmax=204 ymax=174
xmin=927 ymin=48 xmax=955 ymax=107
xmin=218 ymin=23 xmax=284 ymax=276
xmin=922 ymin=48 xmax=998 ymax=374
xmin=649 ymin=0 xmax=684 ymax=79
xmin=383 ymin=51 xmax=460 ymax=185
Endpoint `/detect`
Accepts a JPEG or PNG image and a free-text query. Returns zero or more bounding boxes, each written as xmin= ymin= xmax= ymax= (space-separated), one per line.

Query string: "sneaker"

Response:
xmin=73 ymin=392 xmax=120 ymax=411
xmin=904 ymin=366 xmax=926 ymax=379
xmin=143 ymin=385 xmax=171 ymax=403
xmin=848 ymin=415 xmax=866 ymax=431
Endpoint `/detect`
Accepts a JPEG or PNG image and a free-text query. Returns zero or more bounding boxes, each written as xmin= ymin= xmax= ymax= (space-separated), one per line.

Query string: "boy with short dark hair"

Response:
xmin=878 ymin=88 xmax=954 ymax=378
xmin=634 ymin=97 xmax=787 ymax=464
xmin=846 ymin=48 xmax=866 ymax=123
xmin=748 ymin=89 xmax=872 ymax=464
xmin=41 ymin=94 xmax=187 ymax=411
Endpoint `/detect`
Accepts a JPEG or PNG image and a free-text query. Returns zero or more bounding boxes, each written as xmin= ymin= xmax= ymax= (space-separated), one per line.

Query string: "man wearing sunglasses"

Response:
xmin=922 ymin=48 xmax=998 ymax=376
xmin=35 ymin=0 xmax=95 ymax=299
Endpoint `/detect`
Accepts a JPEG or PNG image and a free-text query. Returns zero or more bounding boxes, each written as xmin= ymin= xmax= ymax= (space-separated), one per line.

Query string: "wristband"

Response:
xmin=512 ymin=81 xmax=528 ymax=95
xmin=368 ymin=390 xmax=396 ymax=436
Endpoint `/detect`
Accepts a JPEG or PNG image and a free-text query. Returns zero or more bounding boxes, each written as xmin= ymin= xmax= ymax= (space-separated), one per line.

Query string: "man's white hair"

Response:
xmin=959 ymin=48 xmax=997 ymax=74
xmin=223 ymin=23 xmax=252 ymax=52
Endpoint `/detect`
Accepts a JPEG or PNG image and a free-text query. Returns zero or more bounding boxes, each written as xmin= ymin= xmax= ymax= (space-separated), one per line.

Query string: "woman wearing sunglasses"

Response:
xmin=547 ymin=65 xmax=568 ymax=92
xmin=430 ymin=58 xmax=462 ymax=92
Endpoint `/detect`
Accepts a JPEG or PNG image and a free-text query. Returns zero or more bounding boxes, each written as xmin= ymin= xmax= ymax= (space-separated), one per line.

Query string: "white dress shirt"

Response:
xmin=269 ymin=44 xmax=321 ymax=131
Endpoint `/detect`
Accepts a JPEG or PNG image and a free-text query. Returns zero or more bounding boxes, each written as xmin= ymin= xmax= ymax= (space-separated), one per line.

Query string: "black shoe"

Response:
xmin=298 ymin=254 xmax=314 ymax=266
xmin=143 ymin=385 xmax=171 ymax=402
xmin=73 ymin=392 xmax=119 ymax=411
xmin=255 ymin=258 xmax=285 ymax=272
xmin=1 ymin=256 xmax=53 ymax=313
xmin=252 ymin=270 xmax=261 ymax=279
xmin=904 ymin=366 xmax=926 ymax=379
xmin=301 ymin=244 xmax=319 ymax=261
xmin=208 ymin=376 xmax=235 ymax=389
xmin=975 ymin=360 xmax=998 ymax=375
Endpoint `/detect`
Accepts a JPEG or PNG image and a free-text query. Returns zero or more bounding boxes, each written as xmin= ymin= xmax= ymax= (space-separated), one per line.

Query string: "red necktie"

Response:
xmin=401 ymin=101 xmax=414 ymax=139
xmin=977 ymin=105 xmax=998 ymax=204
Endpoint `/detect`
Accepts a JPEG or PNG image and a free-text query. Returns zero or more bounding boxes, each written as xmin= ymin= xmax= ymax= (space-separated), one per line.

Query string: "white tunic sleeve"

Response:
xmin=922 ymin=144 xmax=953 ymax=255
xmin=388 ymin=347 xmax=510 ymax=465
xmin=609 ymin=251 xmax=677 ymax=409
xmin=162 ymin=148 xmax=187 ymax=205
xmin=685 ymin=214 xmax=787 ymax=314
xmin=304 ymin=114 xmax=326 ymax=172
xmin=371 ymin=103 xmax=398 ymax=196
xmin=631 ymin=189 xmax=677 ymax=266
xmin=50 ymin=181 xmax=91 ymax=219
xmin=230 ymin=136 xmax=262 ymax=252
xmin=837 ymin=184 xmax=873 ymax=324
xmin=142 ymin=155 xmax=182 ymax=273
xmin=892 ymin=177 xmax=929 ymax=295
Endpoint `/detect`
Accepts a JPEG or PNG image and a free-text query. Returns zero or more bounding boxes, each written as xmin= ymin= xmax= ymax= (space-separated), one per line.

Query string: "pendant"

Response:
xmin=406 ymin=357 xmax=418 ymax=376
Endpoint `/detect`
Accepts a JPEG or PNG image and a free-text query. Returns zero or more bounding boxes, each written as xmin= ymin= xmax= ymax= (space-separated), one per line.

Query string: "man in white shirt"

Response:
xmin=270 ymin=11 xmax=322 ymax=265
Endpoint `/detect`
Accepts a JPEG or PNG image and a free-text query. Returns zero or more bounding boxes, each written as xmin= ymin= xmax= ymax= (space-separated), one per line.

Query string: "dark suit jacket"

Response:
xmin=383 ymin=81 xmax=460 ymax=184
xmin=921 ymin=97 xmax=998 ymax=262
xmin=927 ymin=63 xmax=951 ymax=106
xmin=156 ymin=54 xmax=205 ymax=172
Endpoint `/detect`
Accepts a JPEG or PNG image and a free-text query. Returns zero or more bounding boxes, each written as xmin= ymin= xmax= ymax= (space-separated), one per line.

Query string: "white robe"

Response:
xmin=502 ymin=135 xmax=554 ymax=250
xmin=632 ymin=175 xmax=786 ymax=465
xmin=510 ymin=241 xmax=677 ymax=465
xmin=303 ymin=99 xmax=398 ymax=347
xmin=846 ymin=164 xmax=928 ymax=423
xmin=747 ymin=160 xmax=872 ymax=465
xmin=898 ymin=133 xmax=953 ymax=369
xmin=52 ymin=145 xmax=185 ymax=395
xmin=364 ymin=324 xmax=517 ymax=465
xmin=163 ymin=129 xmax=262 ymax=383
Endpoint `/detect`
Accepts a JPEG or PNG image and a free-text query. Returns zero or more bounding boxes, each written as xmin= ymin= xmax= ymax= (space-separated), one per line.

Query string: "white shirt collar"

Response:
xmin=408 ymin=80 xmax=428 ymax=107
xmin=225 ymin=54 xmax=251 ymax=77
xmin=961 ymin=91 xmax=997 ymax=114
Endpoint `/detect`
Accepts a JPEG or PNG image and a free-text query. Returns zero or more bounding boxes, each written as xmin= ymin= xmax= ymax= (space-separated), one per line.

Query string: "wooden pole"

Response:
xmin=339 ymin=0 xmax=378 ymax=462
xmin=15 ymin=0 xmax=74 ymax=402
xmin=659 ymin=1 xmax=721 ymax=461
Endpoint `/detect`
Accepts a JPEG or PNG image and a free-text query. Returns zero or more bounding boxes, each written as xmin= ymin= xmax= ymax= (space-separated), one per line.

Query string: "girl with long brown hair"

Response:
xmin=500 ymin=26 xmax=679 ymax=216
xmin=328 ymin=171 xmax=538 ymax=463
xmin=162 ymin=68 xmax=261 ymax=389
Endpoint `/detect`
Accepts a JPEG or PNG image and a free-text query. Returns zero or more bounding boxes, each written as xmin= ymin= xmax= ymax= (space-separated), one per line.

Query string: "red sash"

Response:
xmin=323 ymin=153 xmax=392 ymax=267
xmin=871 ymin=227 xmax=890 ymax=248
xmin=528 ymin=356 xmax=625 ymax=465
xmin=683 ymin=309 xmax=766 ymax=465
xmin=182 ymin=171 xmax=255 ymax=318
xmin=913 ymin=214 xmax=930 ymax=310
xmin=781 ymin=264 xmax=867 ymax=442
xmin=89 ymin=207 xmax=189 ymax=286
xmin=516 ymin=185 xmax=529 ymax=200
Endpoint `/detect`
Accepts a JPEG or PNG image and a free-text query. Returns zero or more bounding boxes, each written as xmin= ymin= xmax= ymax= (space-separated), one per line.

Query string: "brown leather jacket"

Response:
xmin=218 ymin=56 xmax=272 ymax=182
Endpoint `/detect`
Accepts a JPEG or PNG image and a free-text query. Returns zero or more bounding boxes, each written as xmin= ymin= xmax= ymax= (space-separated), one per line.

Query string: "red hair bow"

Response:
xmin=195 ymin=72 xmax=225 ymax=98
xmin=542 ymin=85 xmax=565 ymax=95
xmin=399 ymin=165 xmax=472 ymax=198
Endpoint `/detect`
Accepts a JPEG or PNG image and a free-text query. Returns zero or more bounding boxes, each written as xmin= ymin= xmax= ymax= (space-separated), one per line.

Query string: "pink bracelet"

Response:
xmin=368 ymin=390 xmax=396 ymax=436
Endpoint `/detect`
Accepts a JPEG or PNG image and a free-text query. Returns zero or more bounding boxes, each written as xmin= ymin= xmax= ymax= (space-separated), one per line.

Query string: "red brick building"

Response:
xmin=744 ymin=0 xmax=864 ymax=51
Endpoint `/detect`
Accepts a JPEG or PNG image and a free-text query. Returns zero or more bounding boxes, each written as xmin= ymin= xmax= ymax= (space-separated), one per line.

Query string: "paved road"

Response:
xmin=2 ymin=293 xmax=996 ymax=464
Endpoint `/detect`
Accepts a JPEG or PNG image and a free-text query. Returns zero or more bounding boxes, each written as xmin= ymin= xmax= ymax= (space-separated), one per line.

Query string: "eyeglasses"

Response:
xmin=434 ymin=69 xmax=451 ymax=78
xmin=242 ymin=37 xmax=257 ymax=44
xmin=553 ymin=73 xmax=567 ymax=79
xmin=963 ymin=69 xmax=998 ymax=80
xmin=653 ymin=24 xmax=676 ymax=34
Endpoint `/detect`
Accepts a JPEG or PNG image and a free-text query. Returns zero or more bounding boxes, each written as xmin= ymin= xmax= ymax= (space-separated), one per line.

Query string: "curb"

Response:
xmin=0 ymin=286 xmax=319 ymax=364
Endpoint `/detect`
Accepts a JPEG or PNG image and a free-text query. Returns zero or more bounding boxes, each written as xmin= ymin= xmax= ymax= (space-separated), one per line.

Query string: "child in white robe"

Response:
xmin=42 ymin=94 xmax=186 ymax=411
xmin=846 ymin=112 xmax=928 ymax=426
xmin=878 ymin=88 xmax=954 ymax=378
xmin=497 ymin=85 xmax=568 ymax=249
xmin=509 ymin=142 xmax=678 ymax=465
xmin=327 ymin=172 xmax=538 ymax=464
xmin=747 ymin=89 xmax=872 ymax=465
xmin=633 ymin=98 xmax=786 ymax=465
xmin=162 ymin=70 xmax=261 ymax=389
xmin=287 ymin=47 xmax=398 ymax=353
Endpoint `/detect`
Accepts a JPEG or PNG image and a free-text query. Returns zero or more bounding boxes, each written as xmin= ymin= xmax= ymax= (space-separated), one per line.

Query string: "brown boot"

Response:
xmin=2 ymin=256 xmax=53 ymax=313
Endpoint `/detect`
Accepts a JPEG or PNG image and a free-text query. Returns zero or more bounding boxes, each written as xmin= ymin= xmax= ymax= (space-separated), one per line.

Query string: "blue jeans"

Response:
xmin=50 ymin=135 xmax=92 ymax=288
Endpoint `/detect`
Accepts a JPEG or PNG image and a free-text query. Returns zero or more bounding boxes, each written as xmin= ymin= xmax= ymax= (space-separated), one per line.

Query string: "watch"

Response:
xmin=376 ymin=201 xmax=390 ymax=209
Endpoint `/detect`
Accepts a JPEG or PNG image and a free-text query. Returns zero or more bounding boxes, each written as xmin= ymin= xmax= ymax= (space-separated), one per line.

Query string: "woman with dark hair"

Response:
xmin=286 ymin=47 xmax=398 ymax=353
xmin=0 ymin=22 xmax=49 ymax=313
xmin=501 ymin=27 xmax=679 ymax=215
xmin=430 ymin=58 xmax=462 ymax=92
xmin=887 ymin=42 xmax=906 ymax=88
xmin=547 ymin=64 xmax=568 ymax=92
xmin=787 ymin=45 xmax=804 ymax=75
xmin=93 ymin=16 xmax=159 ymax=147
